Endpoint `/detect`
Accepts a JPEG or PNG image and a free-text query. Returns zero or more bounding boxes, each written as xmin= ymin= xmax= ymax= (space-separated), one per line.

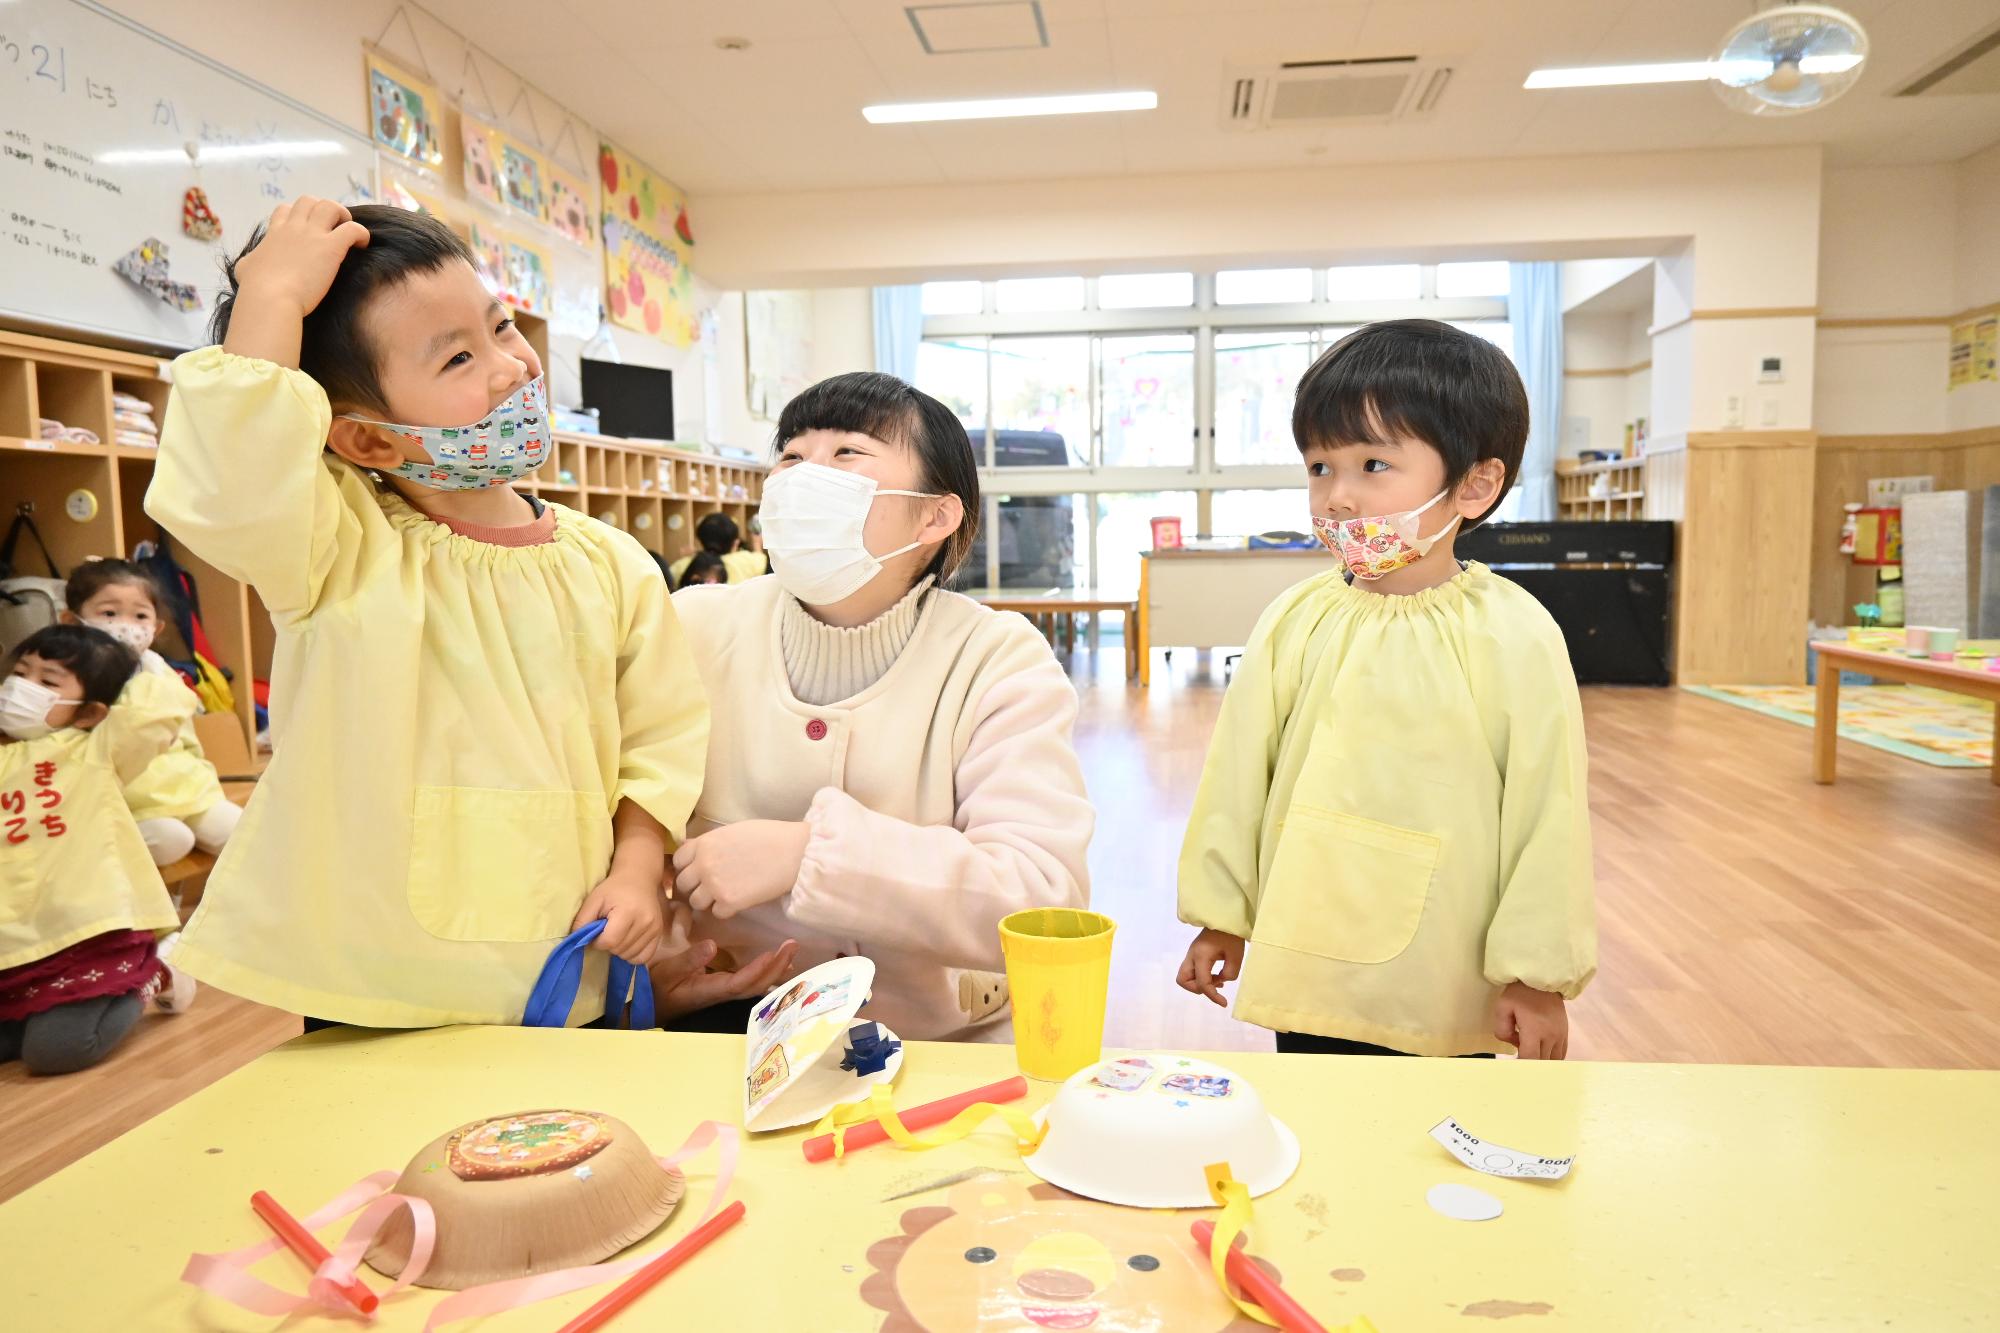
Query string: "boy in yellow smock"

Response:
xmin=1177 ymin=320 xmax=1595 ymax=1058
xmin=1 ymin=626 xmax=195 ymax=1074
xmin=146 ymin=199 xmax=708 ymax=1028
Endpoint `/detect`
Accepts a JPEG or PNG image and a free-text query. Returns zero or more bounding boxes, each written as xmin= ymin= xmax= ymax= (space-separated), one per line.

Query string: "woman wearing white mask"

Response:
xmin=651 ymin=372 xmax=1093 ymax=1040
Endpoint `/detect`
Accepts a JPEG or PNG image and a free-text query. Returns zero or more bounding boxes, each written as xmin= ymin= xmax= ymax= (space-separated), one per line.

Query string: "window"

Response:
xmin=916 ymin=337 xmax=988 ymax=438
xmin=1215 ymin=267 xmax=1313 ymax=306
xmin=1211 ymin=488 xmax=1312 ymax=539
xmin=920 ymin=281 xmax=983 ymax=315
xmin=1100 ymin=334 xmax=1195 ymax=468
xmin=990 ymin=336 xmax=1090 ymax=467
xmin=1327 ymin=264 xmax=1421 ymax=301
xmin=1435 ymin=261 xmax=1510 ymax=299
xmin=996 ymin=276 xmax=1087 ymax=313
xmin=1097 ymin=272 xmax=1194 ymax=309
xmin=961 ymin=491 xmax=1082 ymax=592
xmin=1096 ymin=491 xmax=1197 ymax=594
xmin=1214 ymin=330 xmax=1315 ymax=467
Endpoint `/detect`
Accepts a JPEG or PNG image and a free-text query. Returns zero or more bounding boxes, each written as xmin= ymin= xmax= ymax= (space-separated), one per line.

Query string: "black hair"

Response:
xmin=8 ymin=624 xmax=138 ymax=708
xmin=1293 ymin=319 xmax=1528 ymax=529
xmin=64 ymin=558 xmax=167 ymax=617
xmin=678 ymin=552 xmax=729 ymax=589
xmin=773 ymin=371 xmax=980 ymax=584
xmin=695 ymin=512 xmax=740 ymax=555
xmin=209 ymin=204 xmax=475 ymax=412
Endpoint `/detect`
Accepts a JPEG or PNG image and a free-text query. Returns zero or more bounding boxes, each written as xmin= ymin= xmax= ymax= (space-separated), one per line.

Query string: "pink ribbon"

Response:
xmin=180 ymin=1170 xmax=437 ymax=1319
xmin=181 ymin=1121 xmax=737 ymax=1328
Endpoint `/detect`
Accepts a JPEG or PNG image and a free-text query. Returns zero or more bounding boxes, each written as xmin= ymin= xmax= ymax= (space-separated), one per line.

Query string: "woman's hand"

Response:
xmin=1494 ymin=981 xmax=1569 ymax=1059
xmin=648 ymin=906 xmax=800 ymax=1023
xmin=672 ymin=820 xmax=811 ymax=919
xmin=571 ymin=867 xmax=665 ymax=964
xmin=1176 ymin=927 xmax=1246 ymax=1008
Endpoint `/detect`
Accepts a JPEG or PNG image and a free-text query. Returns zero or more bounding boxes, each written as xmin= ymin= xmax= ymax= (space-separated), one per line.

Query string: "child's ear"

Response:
xmin=69 ymin=701 xmax=110 ymax=731
xmin=58 ymin=610 xmax=78 ymax=625
xmin=326 ymin=417 xmax=410 ymax=471
xmin=1454 ymin=459 xmax=1508 ymax=518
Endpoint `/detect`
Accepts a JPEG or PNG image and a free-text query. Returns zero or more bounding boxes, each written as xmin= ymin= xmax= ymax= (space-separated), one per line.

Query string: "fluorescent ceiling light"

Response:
xmin=862 ymin=90 xmax=1156 ymax=124
xmin=97 ymin=139 xmax=346 ymax=165
xmin=1525 ymin=53 xmax=1862 ymax=89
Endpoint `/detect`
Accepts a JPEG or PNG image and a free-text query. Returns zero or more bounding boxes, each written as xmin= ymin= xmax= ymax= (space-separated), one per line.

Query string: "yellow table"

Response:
xmin=2 ymin=1028 xmax=1997 ymax=1330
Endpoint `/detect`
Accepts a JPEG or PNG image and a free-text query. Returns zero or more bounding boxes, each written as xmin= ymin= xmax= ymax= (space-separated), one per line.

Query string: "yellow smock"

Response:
xmin=145 ymin=349 xmax=709 ymax=1028
xmin=1 ymin=673 xmax=194 ymax=971
xmin=1177 ymin=563 xmax=1596 ymax=1056
xmin=667 ymin=549 xmax=767 ymax=585
xmin=121 ymin=657 xmax=226 ymax=823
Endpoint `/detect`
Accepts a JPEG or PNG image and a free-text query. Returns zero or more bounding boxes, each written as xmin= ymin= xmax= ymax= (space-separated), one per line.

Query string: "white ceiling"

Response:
xmin=420 ymin=0 xmax=2000 ymax=196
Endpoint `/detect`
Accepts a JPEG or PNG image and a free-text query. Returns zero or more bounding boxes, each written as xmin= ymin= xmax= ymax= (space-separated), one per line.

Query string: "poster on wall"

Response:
xmin=746 ymin=291 xmax=815 ymax=420
xmin=501 ymin=140 xmax=550 ymax=223
xmin=548 ymin=165 xmax=597 ymax=249
xmin=365 ymin=51 xmax=443 ymax=173
xmin=461 ymin=118 xmax=506 ymax=208
xmin=599 ymin=139 xmax=698 ymax=346
xmin=1949 ymin=320 xmax=1975 ymax=390
xmin=1975 ymin=317 xmax=1998 ymax=384
xmin=504 ymin=236 xmax=553 ymax=316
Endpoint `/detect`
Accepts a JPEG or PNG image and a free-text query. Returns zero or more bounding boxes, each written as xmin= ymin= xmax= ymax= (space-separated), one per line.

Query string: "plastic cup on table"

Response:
xmin=998 ymin=908 xmax=1116 ymax=1082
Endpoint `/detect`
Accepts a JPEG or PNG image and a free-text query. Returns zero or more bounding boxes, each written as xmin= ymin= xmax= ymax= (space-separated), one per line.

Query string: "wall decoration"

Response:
xmin=504 ymin=236 xmax=552 ymax=316
xmin=460 ymin=118 xmax=504 ymax=208
xmin=548 ymin=166 xmax=596 ymax=249
xmin=599 ymin=139 xmax=697 ymax=346
xmin=365 ymin=51 xmax=443 ymax=171
xmin=112 ymin=237 xmax=201 ymax=311
xmin=502 ymin=142 xmax=549 ymax=223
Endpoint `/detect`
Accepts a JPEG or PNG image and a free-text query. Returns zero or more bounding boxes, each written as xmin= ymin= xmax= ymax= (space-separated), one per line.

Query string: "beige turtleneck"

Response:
xmin=778 ymin=576 xmax=936 ymax=706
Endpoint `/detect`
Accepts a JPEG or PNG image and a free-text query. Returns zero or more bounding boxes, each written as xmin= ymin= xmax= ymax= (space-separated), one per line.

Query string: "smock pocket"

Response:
xmin=1254 ymin=806 xmax=1440 ymax=964
xmin=408 ymin=788 xmax=611 ymax=942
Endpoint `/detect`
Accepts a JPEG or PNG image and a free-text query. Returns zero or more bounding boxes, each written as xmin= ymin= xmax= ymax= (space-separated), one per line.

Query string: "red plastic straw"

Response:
xmin=249 ymin=1189 xmax=381 ymax=1315
xmin=801 ymin=1076 xmax=1029 ymax=1163
xmin=1190 ymin=1219 xmax=1327 ymax=1333
xmin=554 ymin=1200 xmax=747 ymax=1333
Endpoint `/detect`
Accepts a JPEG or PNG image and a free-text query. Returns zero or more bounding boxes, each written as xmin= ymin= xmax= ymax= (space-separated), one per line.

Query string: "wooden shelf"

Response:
xmin=1556 ymin=455 xmax=1647 ymax=523
xmin=0 ymin=435 xmax=105 ymax=458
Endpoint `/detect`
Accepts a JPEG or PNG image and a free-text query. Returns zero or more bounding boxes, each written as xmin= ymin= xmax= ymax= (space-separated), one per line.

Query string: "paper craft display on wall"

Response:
xmin=365 ymin=51 xmax=443 ymax=172
xmin=599 ymin=140 xmax=698 ymax=346
xmin=504 ymin=236 xmax=552 ymax=316
xmin=502 ymin=141 xmax=549 ymax=223
xmin=548 ymin=166 xmax=596 ymax=249
xmin=112 ymin=238 xmax=201 ymax=311
xmin=460 ymin=118 xmax=505 ymax=208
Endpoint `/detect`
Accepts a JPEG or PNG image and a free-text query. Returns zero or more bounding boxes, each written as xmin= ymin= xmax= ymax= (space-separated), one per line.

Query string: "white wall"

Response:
xmin=1561 ymin=258 xmax=1651 ymax=312
xmin=1818 ymin=166 xmax=1958 ymax=318
xmin=1950 ymin=143 xmax=2000 ymax=432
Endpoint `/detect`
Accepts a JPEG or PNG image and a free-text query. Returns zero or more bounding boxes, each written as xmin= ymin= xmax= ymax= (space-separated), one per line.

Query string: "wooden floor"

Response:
xmin=6 ymin=647 xmax=1998 ymax=1202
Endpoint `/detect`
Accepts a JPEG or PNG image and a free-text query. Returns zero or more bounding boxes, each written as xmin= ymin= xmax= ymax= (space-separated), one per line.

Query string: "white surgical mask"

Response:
xmin=0 ymin=676 xmax=63 ymax=741
xmin=94 ymin=619 xmax=155 ymax=652
xmin=759 ymin=462 xmax=940 ymax=606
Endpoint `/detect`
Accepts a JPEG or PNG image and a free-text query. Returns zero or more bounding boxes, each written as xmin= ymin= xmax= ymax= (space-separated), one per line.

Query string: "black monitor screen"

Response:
xmin=581 ymin=359 xmax=675 ymax=440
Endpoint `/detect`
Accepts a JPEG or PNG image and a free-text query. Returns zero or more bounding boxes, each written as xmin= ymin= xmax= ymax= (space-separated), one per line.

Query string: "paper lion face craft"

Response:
xmin=366 ymin=1109 xmax=684 ymax=1289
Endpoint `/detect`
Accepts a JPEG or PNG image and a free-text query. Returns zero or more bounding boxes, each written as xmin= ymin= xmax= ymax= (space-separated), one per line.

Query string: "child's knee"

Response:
xmin=139 ymin=817 xmax=197 ymax=866
xmin=189 ymin=800 xmax=243 ymax=854
xmin=20 ymin=993 xmax=144 ymax=1075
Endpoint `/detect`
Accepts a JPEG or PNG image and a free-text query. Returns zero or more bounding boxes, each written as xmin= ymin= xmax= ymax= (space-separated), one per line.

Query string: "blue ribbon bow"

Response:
xmin=523 ymin=919 xmax=655 ymax=1031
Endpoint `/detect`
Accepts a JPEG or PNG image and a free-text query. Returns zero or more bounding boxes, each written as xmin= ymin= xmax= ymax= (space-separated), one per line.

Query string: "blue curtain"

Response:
xmin=873 ymin=285 xmax=924 ymax=383
xmin=1507 ymin=262 xmax=1562 ymax=523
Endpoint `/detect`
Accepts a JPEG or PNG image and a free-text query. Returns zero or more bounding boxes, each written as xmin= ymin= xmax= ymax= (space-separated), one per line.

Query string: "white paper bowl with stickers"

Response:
xmin=1025 ymin=1055 xmax=1300 ymax=1208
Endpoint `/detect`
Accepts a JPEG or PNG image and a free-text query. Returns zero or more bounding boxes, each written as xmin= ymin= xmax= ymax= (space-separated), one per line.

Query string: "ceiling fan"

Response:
xmin=1525 ymin=4 xmax=1870 ymax=117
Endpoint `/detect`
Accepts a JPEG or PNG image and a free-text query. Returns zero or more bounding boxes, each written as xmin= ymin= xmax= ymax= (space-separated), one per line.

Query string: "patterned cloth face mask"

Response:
xmin=1312 ymin=488 xmax=1461 ymax=580
xmin=341 ymin=377 xmax=552 ymax=491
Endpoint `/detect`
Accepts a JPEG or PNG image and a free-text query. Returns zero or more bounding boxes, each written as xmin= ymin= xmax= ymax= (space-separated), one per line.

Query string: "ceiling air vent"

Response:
xmin=1221 ymin=57 xmax=1449 ymax=131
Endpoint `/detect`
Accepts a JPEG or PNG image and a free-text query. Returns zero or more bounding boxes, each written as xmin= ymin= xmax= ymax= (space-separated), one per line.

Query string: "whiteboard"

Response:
xmin=0 ymin=0 xmax=375 ymax=350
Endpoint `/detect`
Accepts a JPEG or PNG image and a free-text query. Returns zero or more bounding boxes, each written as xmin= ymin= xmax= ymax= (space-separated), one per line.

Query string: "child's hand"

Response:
xmin=1493 ymin=981 xmax=1569 ymax=1059
xmin=572 ymin=868 xmax=665 ymax=964
xmin=233 ymin=198 xmax=369 ymax=320
xmin=1176 ymin=928 xmax=1246 ymax=1008
xmin=648 ymin=923 xmax=801 ymax=1023
xmin=672 ymin=820 xmax=810 ymax=920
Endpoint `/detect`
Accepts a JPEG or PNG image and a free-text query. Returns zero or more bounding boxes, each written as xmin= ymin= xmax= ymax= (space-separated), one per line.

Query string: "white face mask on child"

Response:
xmin=0 ymin=676 xmax=62 ymax=741
xmin=95 ymin=620 xmax=155 ymax=653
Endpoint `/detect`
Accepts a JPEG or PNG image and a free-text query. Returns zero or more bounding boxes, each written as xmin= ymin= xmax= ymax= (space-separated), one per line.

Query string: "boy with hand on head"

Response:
xmin=145 ymin=198 xmax=709 ymax=1028
xmin=1177 ymin=319 xmax=1596 ymax=1059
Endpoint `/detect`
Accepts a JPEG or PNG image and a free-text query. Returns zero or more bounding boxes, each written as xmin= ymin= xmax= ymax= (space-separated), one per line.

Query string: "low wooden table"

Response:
xmin=5 ymin=1027 xmax=1999 ymax=1329
xmin=1808 ymin=640 xmax=2000 ymax=784
xmin=967 ymin=587 xmax=1143 ymax=680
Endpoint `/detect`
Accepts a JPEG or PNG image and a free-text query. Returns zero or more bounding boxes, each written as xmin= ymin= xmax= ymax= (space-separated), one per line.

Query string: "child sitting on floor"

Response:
xmin=0 ymin=626 xmax=198 ymax=1075
xmin=1177 ymin=320 xmax=1596 ymax=1059
xmin=62 ymin=559 xmax=240 ymax=868
xmin=146 ymin=198 xmax=708 ymax=1028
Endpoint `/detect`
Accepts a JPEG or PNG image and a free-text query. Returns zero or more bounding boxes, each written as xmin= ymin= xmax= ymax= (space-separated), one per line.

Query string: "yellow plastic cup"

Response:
xmin=999 ymin=908 xmax=1117 ymax=1082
